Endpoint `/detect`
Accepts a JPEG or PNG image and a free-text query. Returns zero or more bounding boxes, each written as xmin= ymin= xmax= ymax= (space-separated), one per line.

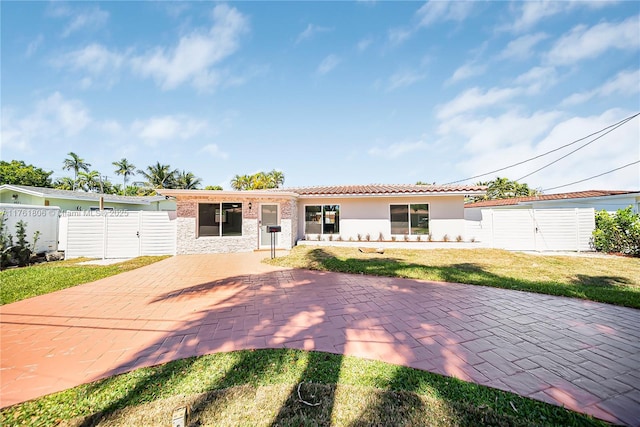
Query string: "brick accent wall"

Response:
xmin=174 ymin=194 xmax=296 ymax=254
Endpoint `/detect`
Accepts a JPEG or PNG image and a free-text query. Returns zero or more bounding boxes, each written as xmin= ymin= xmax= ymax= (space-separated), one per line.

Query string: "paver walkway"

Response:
xmin=1 ymin=253 xmax=639 ymax=425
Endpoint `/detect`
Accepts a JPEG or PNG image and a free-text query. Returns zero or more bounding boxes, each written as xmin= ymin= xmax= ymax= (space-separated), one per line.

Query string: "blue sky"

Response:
xmin=2 ymin=1 xmax=639 ymax=192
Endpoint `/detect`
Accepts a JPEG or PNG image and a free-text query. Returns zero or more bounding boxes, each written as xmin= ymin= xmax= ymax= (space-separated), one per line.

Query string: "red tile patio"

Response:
xmin=1 ymin=253 xmax=639 ymax=425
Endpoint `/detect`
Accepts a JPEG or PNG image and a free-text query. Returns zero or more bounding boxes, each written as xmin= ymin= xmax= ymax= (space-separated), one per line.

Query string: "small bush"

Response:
xmin=592 ymin=206 xmax=640 ymax=256
xmin=391 ymin=236 xmax=396 ymax=242
xmin=470 ymin=236 xmax=476 ymax=243
xmin=377 ymin=232 xmax=384 ymax=242
xmin=416 ymin=235 xmax=422 ymax=242
xmin=328 ymin=234 xmax=333 ymax=241
xmin=357 ymin=233 xmax=362 ymax=242
xmin=403 ymin=234 xmax=409 ymax=242
xmin=316 ymin=234 xmax=321 ymax=241
xmin=336 ymin=235 xmax=343 ymax=241
xmin=443 ymin=234 xmax=450 ymax=242
xmin=428 ymin=233 xmax=433 ymax=242
xmin=456 ymin=235 xmax=463 ymax=242
xmin=365 ymin=233 xmax=371 ymax=242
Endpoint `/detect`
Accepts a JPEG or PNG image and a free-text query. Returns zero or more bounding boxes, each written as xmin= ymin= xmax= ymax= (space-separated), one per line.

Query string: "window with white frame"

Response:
xmin=305 ymin=205 xmax=340 ymax=234
xmin=198 ymin=203 xmax=243 ymax=237
xmin=390 ymin=203 xmax=429 ymax=235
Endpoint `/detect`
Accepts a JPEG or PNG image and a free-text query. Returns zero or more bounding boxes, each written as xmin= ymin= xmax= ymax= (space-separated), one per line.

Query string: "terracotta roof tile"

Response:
xmin=465 ymin=190 xmax=639 ymax=208
xmin=284 ymin=184 xmax=486 ymax=196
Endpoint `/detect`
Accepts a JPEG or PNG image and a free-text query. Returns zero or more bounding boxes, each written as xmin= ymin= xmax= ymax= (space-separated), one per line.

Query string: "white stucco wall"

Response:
xmin=297 ymin=195 xmax=468 ymax=242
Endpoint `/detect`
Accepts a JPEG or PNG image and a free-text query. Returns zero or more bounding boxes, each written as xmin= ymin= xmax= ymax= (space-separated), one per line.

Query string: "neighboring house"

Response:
xmin=159 ymin=184 xmax=486 ymax=254
xmin=0 ymin=184 xmax=176 ymax=211
xmin=464 ymin=190 xmax=640 ymax=252
xmin=464 ymin=190 xmax=640 ymax=214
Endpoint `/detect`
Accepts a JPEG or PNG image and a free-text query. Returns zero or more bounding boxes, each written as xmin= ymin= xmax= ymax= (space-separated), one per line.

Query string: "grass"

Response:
xmin=0 ymin=256 xmax=171 ymax=305
xmin=0 ymin=349 xmax=607 ymax=427
xmin=266 ymin=246 xmax=640 ymax=309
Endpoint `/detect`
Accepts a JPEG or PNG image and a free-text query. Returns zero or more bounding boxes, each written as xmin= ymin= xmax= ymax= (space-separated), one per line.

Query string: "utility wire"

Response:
xmin=444 ymin=112 xmax=640 ymax=185
xmin=514 ymin=114 xmax=635 ymax=181
xmin=541 ymin=160 xmax=640 ymax=192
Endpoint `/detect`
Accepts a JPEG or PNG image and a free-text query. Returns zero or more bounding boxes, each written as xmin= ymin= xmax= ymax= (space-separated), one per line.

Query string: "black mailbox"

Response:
xmin=267 ymin=225 xmax=281 ymax=233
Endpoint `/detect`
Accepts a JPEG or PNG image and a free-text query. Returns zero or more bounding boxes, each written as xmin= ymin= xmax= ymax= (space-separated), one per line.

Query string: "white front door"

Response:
xmin=260 ymin=204 xmax=279 ymax=248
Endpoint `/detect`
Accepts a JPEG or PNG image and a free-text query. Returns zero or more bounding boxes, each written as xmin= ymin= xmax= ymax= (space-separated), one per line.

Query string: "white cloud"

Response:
xmin=0 ymin=93 xmax=91 ymax=153
xmin=416 ymin=0 xmax=475 ymax=27
xmin=436 ymin=86 xmax=522 ymax=120
xmin=446 ymin=62 xmax=486 ymax=85
xmin=507 ymin=0 xmax=614 ymax=33
xmin=562 ymin=69 xmax=640 ymax=106
xmin=317 ymin=54 xmax=340 ymax=75
xmin=387 ymin=69 xmax=426 ymax=91
xmin=25 ymin=35 xmax=44 ymax=58
xmin=357 ymin=37 xmax=373 ymax=52
xmin=546 ymin=15 xmax=640 ymax=65
xmin=368 ymin=140 xmax=429 ymax=158
xmin=296 ymin=24 xmax=332 ymax=44
xmin=130 ymin=4 xmax=249 ymax=91
xmin=388 ymin=1 xmax=475 ymax=46
xmin=131 ymin=115 xmax=207 ymax=145
xmin=442 ymin=109 xmax=639 ymax=191
xmin=498 ymin=32 xmax=548 ymax=60
xmin=200 ymin=144 xmax=229 ymax=159
xmin=59 ymin=43 xmax=126 ymax=74
xmin=514 ymin=66 xmax=558 ymax=94
xmin=50 ymin=4 xmax=109 ymax=38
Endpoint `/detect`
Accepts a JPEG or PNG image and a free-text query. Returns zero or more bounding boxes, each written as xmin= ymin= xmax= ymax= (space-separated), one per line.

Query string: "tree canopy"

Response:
xmin=0 ymin=160 xmax=53 ymax=187
xmin=230 ymin=170 xmax=285 ymax=190
xmin=473 ymin=177 xmax=540 ymax=202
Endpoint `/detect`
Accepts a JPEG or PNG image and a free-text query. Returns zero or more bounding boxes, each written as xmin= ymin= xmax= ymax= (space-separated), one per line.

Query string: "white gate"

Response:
xmin=65 ymin=211 xmax=176 ymax=259
xmin=465 ymin=208 xmax=595 ymax=252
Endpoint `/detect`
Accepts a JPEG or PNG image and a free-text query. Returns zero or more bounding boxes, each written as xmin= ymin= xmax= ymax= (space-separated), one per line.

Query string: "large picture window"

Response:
xmin=305 ymin=205 xmax=340 ymax=234
xmin=198 ymin=203 xmax=243 ymax=237
xmin=390 ymin=203 xmax=429 ymax=235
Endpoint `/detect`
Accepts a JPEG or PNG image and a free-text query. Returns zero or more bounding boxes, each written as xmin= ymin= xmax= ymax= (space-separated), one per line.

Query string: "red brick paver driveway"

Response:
xmin=1 ymin=253 xmax=639 ymax=425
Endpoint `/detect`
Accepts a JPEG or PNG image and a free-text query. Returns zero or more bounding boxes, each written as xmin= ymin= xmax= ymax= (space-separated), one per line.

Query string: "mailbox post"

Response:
xmin=266 ymin=225 xmax=281 ymax=259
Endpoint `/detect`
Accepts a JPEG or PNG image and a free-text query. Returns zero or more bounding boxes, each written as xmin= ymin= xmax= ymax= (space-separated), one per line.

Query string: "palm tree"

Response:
xmin=269 ymin=170 xmax=285 ymax=188
xmin=230 ymin=174 xmax=252 ymax=191
xmin=53 ymin=176 xmax=75 ymax=191
xmin=77 ymin=170 xmax=101 ymax=192
xmin=112 ymin=158 xmax=136 ymax=187
xmin=137 ymin=162 xmax=178 ymax=190
xmin=62 ymin=152 xmax=91 ymax=190
xmin=176 ymin=170 xmax=202 ymax=189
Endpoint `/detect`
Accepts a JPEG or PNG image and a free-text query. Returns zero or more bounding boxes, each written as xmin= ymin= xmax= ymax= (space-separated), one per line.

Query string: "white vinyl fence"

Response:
xmin=63 ymin=211 xmax=176 ymax=259
xmin=465 ymin=208 xmax=595 ymax=252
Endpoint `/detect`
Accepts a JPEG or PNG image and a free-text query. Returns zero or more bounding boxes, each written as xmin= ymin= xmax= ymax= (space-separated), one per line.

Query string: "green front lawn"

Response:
xmin=0 ymin=256 xmax=170 ymax=305
xmin=267 ymin=247 xmax=640 ymax=308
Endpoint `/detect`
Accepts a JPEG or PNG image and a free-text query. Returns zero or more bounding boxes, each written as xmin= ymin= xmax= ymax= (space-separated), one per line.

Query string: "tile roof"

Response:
xmin=284 ymin=184 xmax=487 ymax=196
xmin=1 ymin=184 xmax=167 ymax=205
xmin=465 ymin=190 xmax=639 ymax=208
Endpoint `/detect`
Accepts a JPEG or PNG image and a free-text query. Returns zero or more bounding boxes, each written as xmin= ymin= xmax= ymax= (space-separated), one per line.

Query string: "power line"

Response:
xmin=514 ymin=114 xmax=636 ymax=181
xmin=541 ymin=160 xmax=640 ymax=192
xmin=444 ymin=112 xmax=640 ymax=185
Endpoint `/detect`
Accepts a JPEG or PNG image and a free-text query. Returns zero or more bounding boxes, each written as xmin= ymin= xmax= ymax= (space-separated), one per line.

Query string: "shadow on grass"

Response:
xmin=306 ymin=248 xmax=640 ymax=309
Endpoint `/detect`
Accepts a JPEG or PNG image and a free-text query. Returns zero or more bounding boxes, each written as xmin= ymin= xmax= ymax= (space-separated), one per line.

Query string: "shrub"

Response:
xmin=456 ymin=235 xmax=463 ymax=242
xmin=427 ymin=233 xmax=433 ymax=242
xmin=416 ymin=235 xmax=422 ymax=242
xmin=592 ymin=206 xmax=640 ymax=256
xmin=365 ymin=233 xmax=371 ymax=242
xmin=443 ymin=234 xmax=450 ymax=242
xmin=336 ymin=235 xmax=343 ymax=241
xmin=403 ymin=234 xmax=409 ymax=242
xmin=377 ymin=232 xmax=384 ymax=242
xmin=391 ymin=236 xmax=396 ymax=242
xmin=357 ymin=233 xmax=362 ymax=242
xmin=328 ymin=234 xmax=333 ymax=241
